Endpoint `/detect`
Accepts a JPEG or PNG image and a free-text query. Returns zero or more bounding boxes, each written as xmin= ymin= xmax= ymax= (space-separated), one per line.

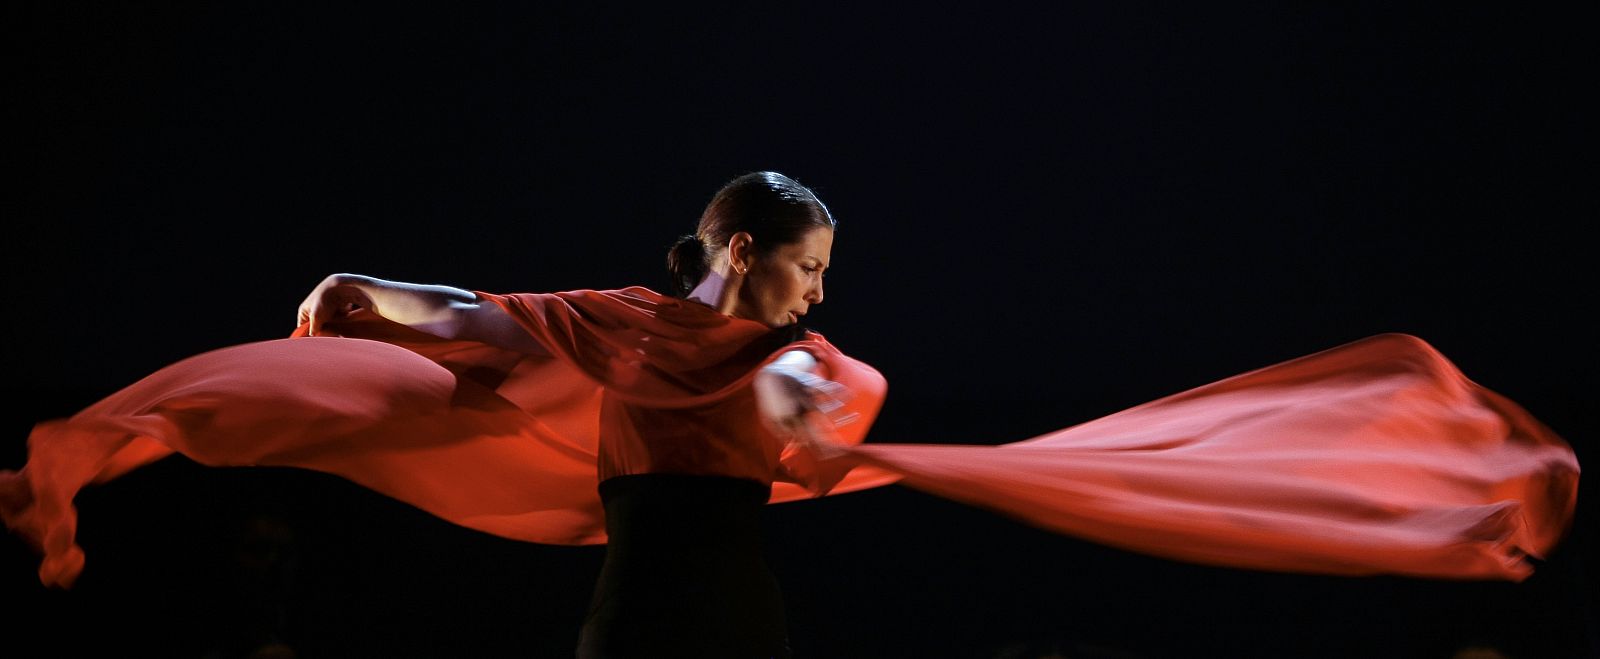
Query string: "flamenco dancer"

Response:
xmin=1 ymin=172 xmax=1581 ymax=658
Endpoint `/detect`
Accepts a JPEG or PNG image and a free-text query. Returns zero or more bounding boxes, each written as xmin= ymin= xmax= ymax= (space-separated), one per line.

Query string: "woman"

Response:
xmin=2 ymin=172 xmax=1580 ymax=657
xmin=293 ymin=171 xmax=848 ymax=657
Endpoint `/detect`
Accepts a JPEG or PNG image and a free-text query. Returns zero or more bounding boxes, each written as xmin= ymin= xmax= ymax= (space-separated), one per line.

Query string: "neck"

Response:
xmin=686 ymin=269 xmax=742 ymax=317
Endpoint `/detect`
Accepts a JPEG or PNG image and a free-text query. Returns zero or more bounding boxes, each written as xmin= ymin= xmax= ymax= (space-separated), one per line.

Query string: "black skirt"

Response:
xmin=575 ymin=474 xmax=792 ymax=659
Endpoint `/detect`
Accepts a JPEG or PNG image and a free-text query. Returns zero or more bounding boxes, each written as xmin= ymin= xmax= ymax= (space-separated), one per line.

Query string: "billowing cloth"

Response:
xmin=0 ymin=287 xmax=1580 ymax=589
xmin=471 ymin=289 xmax=870 ymax=485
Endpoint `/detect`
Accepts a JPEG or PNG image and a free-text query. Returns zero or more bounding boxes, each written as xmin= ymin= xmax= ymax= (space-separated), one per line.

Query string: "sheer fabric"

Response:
xmin=0 ymin=287 xmax=1579 ymax=588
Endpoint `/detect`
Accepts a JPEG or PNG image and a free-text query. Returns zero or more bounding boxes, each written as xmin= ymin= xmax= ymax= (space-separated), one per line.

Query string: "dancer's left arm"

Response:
xmin=754 ymin=350 xmax=852 ymax=457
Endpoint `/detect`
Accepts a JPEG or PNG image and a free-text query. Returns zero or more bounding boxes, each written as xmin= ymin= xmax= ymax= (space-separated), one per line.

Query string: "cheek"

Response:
xmin=747 ymin=268 xmax=806 ymax=315
xmin=744 ymin=272 xmax=785 ymax=308
xmin=779 ymin=274 xmax=807 ymax=301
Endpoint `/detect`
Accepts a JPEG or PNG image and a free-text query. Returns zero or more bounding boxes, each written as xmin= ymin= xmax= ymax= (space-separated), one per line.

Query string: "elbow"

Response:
xmin=454 ymin=300 xmax=549 ymax=356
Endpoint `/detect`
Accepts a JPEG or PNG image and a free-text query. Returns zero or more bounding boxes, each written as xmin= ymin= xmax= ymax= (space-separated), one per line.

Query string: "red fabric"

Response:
xmin=0 ymin=287 xmax=1579 ymax=589
xmin=470 ymin=289 xmax=886 ymax=485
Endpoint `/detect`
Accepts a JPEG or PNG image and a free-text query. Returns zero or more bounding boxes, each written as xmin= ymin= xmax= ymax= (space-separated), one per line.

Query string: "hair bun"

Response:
xmin=666 ymin=234 xmax=708 ymax=297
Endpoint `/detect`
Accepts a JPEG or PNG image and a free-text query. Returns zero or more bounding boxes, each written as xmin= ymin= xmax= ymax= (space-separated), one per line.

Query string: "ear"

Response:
xmin=727 ymin=231 xmax=755 ymax=275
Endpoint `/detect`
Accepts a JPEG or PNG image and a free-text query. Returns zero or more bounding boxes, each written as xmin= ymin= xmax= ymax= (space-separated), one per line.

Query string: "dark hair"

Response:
xmin=666 ymin=171 xmax=835 ymax=297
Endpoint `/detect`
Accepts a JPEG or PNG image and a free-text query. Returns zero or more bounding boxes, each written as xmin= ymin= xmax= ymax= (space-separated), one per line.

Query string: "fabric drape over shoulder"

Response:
xmin=0 ymin=286 xmax=1581 ymax=589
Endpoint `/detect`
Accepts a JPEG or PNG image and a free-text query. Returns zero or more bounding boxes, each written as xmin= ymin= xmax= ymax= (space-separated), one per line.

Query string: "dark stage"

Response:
xmin=8 ymin=4 xmax=1594 ymax=658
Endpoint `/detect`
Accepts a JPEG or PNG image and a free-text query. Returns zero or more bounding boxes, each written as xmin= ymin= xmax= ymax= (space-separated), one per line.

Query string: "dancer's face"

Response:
xmin=733 ymin=226 xmax=831 ymax=327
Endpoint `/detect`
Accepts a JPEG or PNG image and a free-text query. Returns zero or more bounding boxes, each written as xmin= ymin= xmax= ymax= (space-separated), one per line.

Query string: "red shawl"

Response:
xmin=0 ymin=287 xmax=1579 ymax=588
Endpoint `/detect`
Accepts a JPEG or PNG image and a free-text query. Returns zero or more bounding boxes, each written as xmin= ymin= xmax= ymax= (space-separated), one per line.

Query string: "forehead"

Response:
xmin=778 ymin=226 xmax=833 ymax=259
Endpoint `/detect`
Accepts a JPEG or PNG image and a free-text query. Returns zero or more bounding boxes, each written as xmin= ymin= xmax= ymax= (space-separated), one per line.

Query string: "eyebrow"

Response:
xmin=804 ymin=256 xmax=828 ymax=269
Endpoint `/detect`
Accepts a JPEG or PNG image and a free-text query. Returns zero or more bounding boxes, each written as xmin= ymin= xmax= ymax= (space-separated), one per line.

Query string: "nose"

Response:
xmin=806 ymin=277 xmax=824 ymax=305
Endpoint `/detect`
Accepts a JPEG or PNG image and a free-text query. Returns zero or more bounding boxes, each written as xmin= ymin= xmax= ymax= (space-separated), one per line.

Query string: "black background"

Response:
xmin=7 ymin=4 xmax=1594 ymax=658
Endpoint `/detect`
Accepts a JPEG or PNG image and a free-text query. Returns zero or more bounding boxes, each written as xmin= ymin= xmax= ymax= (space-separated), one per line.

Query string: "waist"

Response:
xmin=597 ymin=393 xmax=783 ymax=483
xmin=598 ymin=474 xmax=772 ymax=549
xmin=599 ymin=472 xmax=770 ymax=505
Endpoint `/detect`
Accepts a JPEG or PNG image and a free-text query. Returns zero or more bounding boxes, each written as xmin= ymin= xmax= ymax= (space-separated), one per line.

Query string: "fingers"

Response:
xmin=757 ymin=370 xmax=861 ymax=438
xmin=299 ymin=287 xmax=369 ymax=337
xmin=308 ymin=300 xmax=336 ymax=337
xmin=795 ymin=382 xmax=860 ymax=429
xmin=766 ymin=410 xmax=817 ymax=448
xmin=296 ymin=293 xmax=324 ymax=336
xmin=788 ymin=412 xmax=854 ymax=460
xmin=797 ymin=376 xmax=853 ymax=416
xmin=808 ymin=402 xmax=859 ymax=428
xmin=808 ymin=377 xmax=854 ymax=402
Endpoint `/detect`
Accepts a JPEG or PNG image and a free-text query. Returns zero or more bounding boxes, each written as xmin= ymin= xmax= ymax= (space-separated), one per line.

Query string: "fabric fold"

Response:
xmin=1 ymin=289 xmax=1580 ymax=588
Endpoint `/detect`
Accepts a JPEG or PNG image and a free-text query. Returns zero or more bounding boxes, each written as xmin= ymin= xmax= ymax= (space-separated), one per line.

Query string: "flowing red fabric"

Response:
xmin=0 ymin=287 xmax=1579 ymax=589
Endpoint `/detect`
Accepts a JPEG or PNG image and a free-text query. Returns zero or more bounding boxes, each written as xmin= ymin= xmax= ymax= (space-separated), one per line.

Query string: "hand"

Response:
xmin=295 ymin=274 xmax=374 ymax=336
xmin=753 ymin=367 xmax=858 ymax=445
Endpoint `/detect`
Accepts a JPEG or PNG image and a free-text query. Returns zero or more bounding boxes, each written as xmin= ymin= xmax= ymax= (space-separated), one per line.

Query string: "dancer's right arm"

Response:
xmin=296 ymin=273 xmax=549 ymax=356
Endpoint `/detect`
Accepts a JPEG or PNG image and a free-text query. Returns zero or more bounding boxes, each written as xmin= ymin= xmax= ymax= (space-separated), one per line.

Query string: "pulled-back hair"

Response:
xmin=666 ymin=171 xmax=835 ymax=298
